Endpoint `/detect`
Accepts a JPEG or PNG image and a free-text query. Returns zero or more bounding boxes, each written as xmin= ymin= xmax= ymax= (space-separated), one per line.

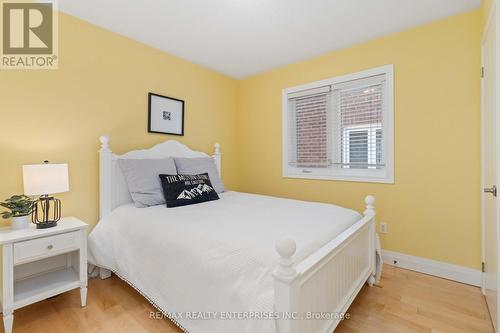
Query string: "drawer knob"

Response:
xmin=47 ymin=245 xmax=53 ymax=250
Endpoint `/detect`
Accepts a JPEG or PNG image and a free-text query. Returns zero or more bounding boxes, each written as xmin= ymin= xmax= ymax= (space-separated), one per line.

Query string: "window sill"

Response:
xmin=283 ymin=171 xmax=394 ymax=184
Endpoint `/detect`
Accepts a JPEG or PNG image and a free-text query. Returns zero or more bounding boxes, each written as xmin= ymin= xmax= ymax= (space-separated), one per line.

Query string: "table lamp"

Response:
xmin=22 ymin=161 xmax=69 ymax=229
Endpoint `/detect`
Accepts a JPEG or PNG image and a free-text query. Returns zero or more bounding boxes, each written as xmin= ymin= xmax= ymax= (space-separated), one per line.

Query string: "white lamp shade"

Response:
xmin=23 ymin=163 xmax=69 ymax=195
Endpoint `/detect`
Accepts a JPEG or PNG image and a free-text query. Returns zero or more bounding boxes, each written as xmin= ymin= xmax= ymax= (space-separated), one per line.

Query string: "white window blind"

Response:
xmin=333 ymin=75 xmax=385 ymax=169
xmin=283 ymin=65 xmax=393 ymax=183
xmin=288 ymin=89 xmax=331 ymax=168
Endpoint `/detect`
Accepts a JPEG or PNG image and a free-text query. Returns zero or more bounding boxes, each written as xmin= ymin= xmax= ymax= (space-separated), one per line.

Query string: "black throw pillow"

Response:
xmin=159 ymin=173 xmax=220 ymax=208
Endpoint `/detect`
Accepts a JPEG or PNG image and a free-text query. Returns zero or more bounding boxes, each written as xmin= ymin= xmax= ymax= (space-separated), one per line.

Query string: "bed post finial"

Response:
xmin=273 ymin=238 xmax=298 ymax=281
xmin=273 ymin=238 xmax=298 ymax=332
xmin=364 ymin=195 xmax=376 ymax=217
xmin=213 ymin=143 xmax=221 ymax=177
xmin=99 ymin=135 xmax=110 ymax=152
xmin=99 ymin=135 xmax=113 ymax=219
xmin=364 ymin=195 xmax=377 ymax=287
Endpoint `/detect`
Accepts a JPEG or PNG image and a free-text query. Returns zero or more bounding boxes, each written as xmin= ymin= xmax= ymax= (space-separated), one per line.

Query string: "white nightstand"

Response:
xmin=0 ymin=217 xmax=88 ymax=333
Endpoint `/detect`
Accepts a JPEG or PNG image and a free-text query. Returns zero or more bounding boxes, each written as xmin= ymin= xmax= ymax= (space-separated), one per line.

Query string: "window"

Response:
xmin=283 ymin=65 xmax=393 ymax=183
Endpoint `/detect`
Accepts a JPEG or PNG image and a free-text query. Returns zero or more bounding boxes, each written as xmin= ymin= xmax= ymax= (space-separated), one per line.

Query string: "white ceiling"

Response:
xmin=58 ymin=0 xmax=482 ymax=79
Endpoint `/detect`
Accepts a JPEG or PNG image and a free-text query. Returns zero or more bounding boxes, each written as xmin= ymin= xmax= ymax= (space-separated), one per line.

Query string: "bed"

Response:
xmin=89 ymin=136 xmax=378 ymax=333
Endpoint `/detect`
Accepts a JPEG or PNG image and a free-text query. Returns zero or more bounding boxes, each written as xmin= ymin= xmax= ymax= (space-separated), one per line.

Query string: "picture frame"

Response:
xmin=148 ymin=92 xmax=185 ymax=136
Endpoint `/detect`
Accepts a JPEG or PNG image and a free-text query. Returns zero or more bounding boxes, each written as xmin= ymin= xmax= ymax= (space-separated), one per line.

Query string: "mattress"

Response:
xmin=88 ymin=191 xmax=362 ymax=333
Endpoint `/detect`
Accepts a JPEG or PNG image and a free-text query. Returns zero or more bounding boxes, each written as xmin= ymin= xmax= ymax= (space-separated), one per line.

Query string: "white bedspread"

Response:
xmin=88 ymin=191 xmax=361 ymax=333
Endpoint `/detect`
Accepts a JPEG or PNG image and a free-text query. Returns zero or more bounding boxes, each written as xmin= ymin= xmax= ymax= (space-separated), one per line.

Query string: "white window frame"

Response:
xmin=282 ymin=64 xmax=394 ymax=184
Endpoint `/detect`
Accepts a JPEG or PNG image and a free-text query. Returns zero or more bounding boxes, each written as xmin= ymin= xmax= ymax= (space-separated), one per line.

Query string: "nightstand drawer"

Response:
xmin=13 ymin=231 xmax=80 ymax=265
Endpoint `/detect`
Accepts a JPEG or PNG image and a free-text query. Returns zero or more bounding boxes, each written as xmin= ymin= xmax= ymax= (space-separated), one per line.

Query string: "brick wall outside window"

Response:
xmin=295 ymin=94 xmax=329 ymax=168
xmin=339 ymin=85 xmax=382 ymax=127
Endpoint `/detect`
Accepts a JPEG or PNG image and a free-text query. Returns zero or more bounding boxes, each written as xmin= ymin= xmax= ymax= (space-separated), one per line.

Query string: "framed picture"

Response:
xmin=148 ymin=92 xmax=185 ymax=136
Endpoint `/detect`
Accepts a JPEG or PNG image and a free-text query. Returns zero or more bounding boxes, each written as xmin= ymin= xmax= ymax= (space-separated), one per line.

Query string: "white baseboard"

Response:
xmin=382 ymin=250 xmax=482 ymax=287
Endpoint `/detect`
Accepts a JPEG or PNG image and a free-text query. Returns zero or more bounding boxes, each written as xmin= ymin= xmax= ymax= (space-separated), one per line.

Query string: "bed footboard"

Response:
xmin=273 ymin=196 xmax=376 ymax=333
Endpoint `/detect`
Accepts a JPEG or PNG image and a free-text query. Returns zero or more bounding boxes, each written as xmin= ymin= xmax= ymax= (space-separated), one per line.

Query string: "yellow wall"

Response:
xmin=0 ymin=12 xmax=239 ymax=228
xmin=236 ymin=10 xmax=482 ymax=269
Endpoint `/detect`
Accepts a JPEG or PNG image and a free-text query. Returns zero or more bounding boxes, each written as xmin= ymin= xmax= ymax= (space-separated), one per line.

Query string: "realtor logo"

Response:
xmin=1 ymin=0 xmax=58 ymax=69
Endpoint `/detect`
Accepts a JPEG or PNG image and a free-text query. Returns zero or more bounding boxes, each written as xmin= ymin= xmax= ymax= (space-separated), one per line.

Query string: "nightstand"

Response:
xmin=0 ymin=217 xmax=88 ymax=333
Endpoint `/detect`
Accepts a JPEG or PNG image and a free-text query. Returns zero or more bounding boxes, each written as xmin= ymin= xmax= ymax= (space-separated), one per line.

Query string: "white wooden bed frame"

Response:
xmin=97 ymin=135 xmax=376 ymax=333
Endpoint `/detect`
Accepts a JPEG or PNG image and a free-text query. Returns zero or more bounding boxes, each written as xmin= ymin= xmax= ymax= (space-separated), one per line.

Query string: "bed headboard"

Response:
xmin=98 ymin=135 xmax=221 ymax=219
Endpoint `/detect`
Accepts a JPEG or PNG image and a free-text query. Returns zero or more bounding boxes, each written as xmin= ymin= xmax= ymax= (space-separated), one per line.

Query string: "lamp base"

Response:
xmin=35 ymin=221 xmax=58 ymax=229
xmin=31 ymin=195 xmax=61 ymax=229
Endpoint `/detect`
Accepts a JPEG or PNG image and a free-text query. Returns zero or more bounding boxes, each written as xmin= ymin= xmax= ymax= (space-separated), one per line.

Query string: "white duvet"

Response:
xmin=88 ymin=191 xmax=361 ymax=333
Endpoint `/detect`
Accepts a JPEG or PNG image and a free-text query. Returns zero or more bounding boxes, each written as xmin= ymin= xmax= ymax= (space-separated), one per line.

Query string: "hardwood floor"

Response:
xmin=4 ymin=265 xmax=493 ymax=333
xmin=337 ymin=266 xmax=493 ymax=333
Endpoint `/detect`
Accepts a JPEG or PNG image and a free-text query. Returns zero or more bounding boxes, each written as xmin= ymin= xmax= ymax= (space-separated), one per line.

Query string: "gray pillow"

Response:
xmin=118 ymin=158 xmax=177 ymax=208
xmin=174 ymin=157 xmax=224 ymax=193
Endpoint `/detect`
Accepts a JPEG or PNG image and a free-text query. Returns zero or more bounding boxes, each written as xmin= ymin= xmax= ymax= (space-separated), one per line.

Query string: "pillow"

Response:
xmin=159 ymin=173 xmax=219 ymax=208
xmin=118 ymin=158 xmax=177 ymax=208
xmin=174 ymin=157 xmax=224 ymax=193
